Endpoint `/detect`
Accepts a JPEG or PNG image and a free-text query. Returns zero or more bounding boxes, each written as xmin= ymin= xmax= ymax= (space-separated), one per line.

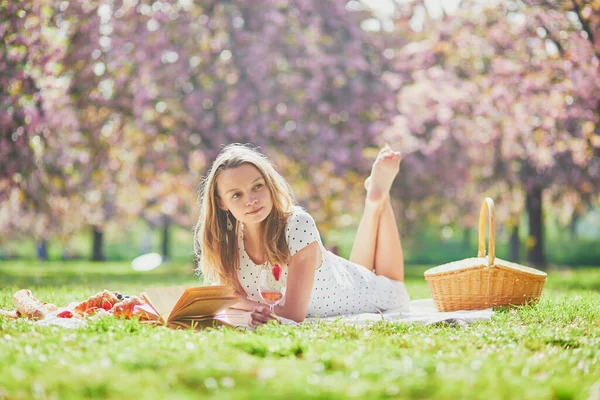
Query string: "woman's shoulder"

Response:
xmin=284 ymin=206 xmax=322 ymax=253
xmin=285 ymin=206 xmax=315 ymax=227
xmin=285 ymin=206 xmax=321 ymax=238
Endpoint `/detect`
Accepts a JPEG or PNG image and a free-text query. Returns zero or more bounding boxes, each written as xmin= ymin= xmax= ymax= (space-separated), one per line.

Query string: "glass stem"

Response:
xmin=269 ymin=305 xmax=274 ymax=315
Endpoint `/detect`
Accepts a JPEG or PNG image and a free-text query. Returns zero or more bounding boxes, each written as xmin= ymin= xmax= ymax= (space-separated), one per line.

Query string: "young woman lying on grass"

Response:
xmin=193 ymin=144 xmax=409 ymax=326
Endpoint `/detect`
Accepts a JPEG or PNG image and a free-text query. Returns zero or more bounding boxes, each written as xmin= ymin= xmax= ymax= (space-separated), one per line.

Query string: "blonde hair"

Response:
xmin=193 ymin=144 xmax=296 ymax=286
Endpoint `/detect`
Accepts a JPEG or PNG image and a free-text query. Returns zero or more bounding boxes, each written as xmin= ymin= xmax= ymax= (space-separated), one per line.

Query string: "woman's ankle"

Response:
xmin=364 ymin=194 xmax=388 ymax=215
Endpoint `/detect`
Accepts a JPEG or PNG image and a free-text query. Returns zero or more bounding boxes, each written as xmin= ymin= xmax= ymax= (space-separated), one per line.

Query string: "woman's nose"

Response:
xmin=246 ymin=196 xmax=257 ymax=206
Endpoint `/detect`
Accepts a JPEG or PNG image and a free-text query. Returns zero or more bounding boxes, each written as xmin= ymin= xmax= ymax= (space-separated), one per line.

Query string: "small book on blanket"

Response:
xmin=139 ymin=285 xmax=245 ymax=330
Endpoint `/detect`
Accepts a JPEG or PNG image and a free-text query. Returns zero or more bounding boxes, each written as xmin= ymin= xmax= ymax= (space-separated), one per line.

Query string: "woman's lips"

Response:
xmin=247 ymin=207 xmax=263 ymax=215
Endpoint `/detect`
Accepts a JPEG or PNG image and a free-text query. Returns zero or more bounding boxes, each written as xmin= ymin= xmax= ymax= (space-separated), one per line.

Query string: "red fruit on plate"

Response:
xmin=272 ymin=264 xmax=282 ymax=281
xmin=57 ymin=310 xmax=73 ymax=318
xmin=101 ymin=300 xmax=112 ymax=311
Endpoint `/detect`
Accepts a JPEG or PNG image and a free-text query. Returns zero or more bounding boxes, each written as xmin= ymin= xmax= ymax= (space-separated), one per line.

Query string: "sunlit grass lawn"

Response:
xmin=1 ymin=261 xmax=599 ymax=399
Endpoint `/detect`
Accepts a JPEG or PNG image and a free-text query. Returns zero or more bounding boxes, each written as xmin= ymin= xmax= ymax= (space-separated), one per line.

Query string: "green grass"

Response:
xmin=1 ymin=262 xmax=599 ymax=399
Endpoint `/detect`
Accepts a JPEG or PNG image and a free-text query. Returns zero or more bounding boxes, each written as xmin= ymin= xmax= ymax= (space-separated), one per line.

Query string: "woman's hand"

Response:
xmin=229 ymin=285 xmax=261 ymax=311
xmin=250 ymin=304 xmax=278 ymax=326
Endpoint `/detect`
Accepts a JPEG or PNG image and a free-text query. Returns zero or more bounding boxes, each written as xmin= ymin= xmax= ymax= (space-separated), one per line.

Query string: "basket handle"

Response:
xmin=477 ymin=197 xmax=496 ymax=268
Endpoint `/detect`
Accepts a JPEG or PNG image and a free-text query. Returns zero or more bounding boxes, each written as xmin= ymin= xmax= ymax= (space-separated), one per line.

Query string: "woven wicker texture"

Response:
xmin=424 ymin=198 xmax=547 ymax=312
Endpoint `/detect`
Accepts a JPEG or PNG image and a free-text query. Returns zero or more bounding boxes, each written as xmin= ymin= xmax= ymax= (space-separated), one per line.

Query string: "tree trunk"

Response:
xmin=161 ymin=214 xmax=171 ymax=262
xmin=526 ymin=186 xmax=546 ymax=268
xmin=36 ymin=239 xmax=48 ymax=261
xmin=91 ymin=227 xmax=106 ymax=261
xmin=510 ymin=224 xmax=519 ymax=262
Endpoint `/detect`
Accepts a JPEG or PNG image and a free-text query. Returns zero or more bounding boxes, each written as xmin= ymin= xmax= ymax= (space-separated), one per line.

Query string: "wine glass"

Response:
xmin=258 ymin=263 xmax=287 ymax=315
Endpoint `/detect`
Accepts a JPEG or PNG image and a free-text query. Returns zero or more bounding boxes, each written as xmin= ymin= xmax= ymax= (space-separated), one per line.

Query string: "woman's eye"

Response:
xmin=254 ymin=183 xmax=263 ymax=190
xmin=232 ymin=193 xmax=241 ymax=199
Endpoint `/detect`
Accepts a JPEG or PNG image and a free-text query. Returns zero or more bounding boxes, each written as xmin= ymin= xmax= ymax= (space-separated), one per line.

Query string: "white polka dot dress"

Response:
xmin=237 ymin=208 xmax=410 ymax=318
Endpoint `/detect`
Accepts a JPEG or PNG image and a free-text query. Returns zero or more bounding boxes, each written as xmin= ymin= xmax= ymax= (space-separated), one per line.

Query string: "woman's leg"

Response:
xmin=349 ymin=146 xmax=401 ymax=272
xmin=348 ymin=198 xmax=382 ymax=271
xmin=373 ymin=197 xmax=404 ymax=282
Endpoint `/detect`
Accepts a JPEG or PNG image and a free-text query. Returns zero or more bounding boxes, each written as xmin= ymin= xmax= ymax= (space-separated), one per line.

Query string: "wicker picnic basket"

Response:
xmin=424 ymin=198 xmax=547 ymax=312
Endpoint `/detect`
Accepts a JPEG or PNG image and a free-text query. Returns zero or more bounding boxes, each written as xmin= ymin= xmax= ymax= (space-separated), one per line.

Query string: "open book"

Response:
xmin=139 ymin=285 xmax=248 ymax=330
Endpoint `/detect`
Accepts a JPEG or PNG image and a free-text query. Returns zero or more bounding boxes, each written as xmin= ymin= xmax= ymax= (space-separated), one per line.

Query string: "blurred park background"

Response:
xmin=1 ymin=0 xmax=599 ymax=269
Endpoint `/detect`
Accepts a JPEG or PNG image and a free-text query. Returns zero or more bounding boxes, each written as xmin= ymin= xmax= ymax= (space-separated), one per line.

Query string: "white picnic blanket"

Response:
xmin=290 ymin=298 xmax=494 ymax=326
xmin=34 ymin=298 xmax=493 ymax=329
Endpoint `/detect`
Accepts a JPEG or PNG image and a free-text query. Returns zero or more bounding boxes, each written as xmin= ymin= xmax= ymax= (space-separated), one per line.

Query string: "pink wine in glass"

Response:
xmin=259 ymin=290 xmax=284 ymax=305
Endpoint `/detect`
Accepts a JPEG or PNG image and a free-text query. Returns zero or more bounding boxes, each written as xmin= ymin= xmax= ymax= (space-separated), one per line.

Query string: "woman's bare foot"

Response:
xmin=365 ymin=145 xmax=401 ymax=207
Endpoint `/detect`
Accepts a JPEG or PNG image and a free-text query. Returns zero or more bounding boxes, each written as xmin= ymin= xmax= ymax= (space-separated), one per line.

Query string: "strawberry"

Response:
xmin=57 ymin=310 xmax=73 ymax=318
xmin=101 ymin=299 xmax=113 ymax=311
xmin=272 ymin=264 xmax=282 ymax=281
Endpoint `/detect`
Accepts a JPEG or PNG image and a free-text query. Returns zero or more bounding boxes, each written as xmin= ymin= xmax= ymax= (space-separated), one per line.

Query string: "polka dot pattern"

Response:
xmin=236 ymin=209 xmax=410 ymax=318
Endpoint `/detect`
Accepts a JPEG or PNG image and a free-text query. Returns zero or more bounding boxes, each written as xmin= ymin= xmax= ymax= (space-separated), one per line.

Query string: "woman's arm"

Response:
xmin=229 ymin=279 xmax=261 ymax=311
xmin=230 ymin=296 xmax=261 ymax=311
xmin=251 ymin=241 xmax=320 ymax=324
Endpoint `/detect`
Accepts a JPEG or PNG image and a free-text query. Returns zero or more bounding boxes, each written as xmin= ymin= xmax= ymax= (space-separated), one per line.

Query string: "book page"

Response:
xmin=138 ymin=292 xmax=161 ymax=321
xmin=168 ymin=296 xmax=239 ymax=322
xmin=143 ymin=286 xmax=188 ymax=321
xmin=171 ymin=286 xmax=235 ymax=312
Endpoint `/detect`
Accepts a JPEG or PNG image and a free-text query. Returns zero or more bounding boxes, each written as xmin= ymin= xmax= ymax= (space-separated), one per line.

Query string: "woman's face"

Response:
xmin=216 ymin=163 xmax=273 ymax=228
